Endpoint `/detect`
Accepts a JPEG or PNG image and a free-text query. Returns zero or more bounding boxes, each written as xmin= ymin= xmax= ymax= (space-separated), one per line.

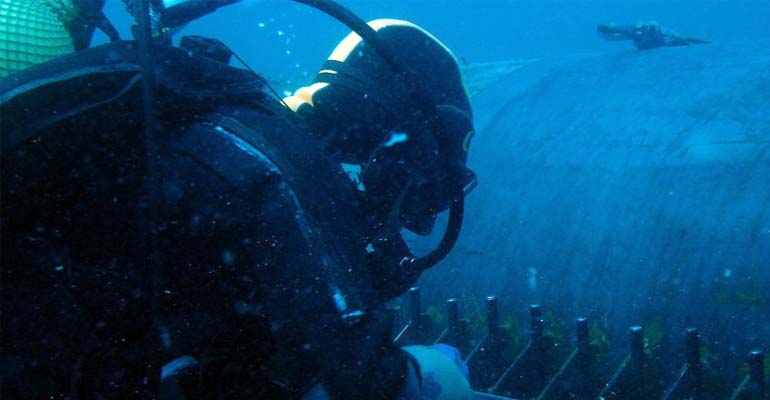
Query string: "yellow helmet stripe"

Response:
xmin=328 ymin=19 xmax=458 ymax=65
xmin=282 ymin=82 xmax=329 ymax=111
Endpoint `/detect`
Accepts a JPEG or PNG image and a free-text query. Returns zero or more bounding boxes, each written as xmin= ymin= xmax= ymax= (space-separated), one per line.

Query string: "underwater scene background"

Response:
xmin=99 ymin=0 xmax=769 ymax=397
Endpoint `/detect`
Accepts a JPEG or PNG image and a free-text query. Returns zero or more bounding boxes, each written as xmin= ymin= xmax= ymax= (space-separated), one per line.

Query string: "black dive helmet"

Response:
xmin=289 ymin=18 xmax=477 ymax=273
xmin=143 ymin=0 xmax=476 ymax=272
xmin=282 ymin=2 xmax=476 ymax=273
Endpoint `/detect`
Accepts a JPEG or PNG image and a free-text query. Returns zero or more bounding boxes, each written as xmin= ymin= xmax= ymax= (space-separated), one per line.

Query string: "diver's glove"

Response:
xmin=303 ymin=344 xmax=472 ymax=400
xmin=402 ymin=344 xmax=473 ymax=400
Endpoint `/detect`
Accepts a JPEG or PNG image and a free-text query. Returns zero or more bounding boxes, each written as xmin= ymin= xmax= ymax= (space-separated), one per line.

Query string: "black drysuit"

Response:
xmin=1 ymin=41 xmax=415 ymax=399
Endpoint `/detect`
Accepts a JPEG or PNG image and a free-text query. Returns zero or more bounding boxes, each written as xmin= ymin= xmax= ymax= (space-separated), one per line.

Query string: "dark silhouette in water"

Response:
xmin=1 ymin=1 xmax=476 ymax=398
xmin=597 ymin=22 xmax=710 ymax=49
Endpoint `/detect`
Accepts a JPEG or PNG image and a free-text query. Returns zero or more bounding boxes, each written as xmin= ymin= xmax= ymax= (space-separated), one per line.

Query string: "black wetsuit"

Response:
xmin=1 ymin=41 xmax=413 ymax=399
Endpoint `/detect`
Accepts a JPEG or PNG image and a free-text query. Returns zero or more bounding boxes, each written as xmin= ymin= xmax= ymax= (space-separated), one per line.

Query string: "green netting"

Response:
xmin=0 ymin=0 xmax=75 ymax=77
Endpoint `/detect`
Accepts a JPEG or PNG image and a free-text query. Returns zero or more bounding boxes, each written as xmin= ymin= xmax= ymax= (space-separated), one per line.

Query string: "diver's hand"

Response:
xmin=402 ymin=344 xmax=473 ymax=400
xmin=302 ymin=344 xmax=471 ymax=400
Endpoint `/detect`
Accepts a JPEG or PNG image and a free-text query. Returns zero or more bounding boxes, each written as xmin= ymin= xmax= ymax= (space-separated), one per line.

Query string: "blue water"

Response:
xmin=101 ymin=1 xmax=769 ymax=83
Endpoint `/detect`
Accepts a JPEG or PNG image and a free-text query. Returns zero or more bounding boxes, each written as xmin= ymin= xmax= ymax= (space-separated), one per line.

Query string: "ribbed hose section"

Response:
xmin=0 ymin=0 xmax=75 ymax=77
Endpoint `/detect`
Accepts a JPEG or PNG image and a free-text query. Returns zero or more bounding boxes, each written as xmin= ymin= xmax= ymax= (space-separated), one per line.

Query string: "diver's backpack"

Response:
xmin=0 ymin=39 xmax=371 ymax=290
xmin=0 ymin=40 xmax=378 ymax=398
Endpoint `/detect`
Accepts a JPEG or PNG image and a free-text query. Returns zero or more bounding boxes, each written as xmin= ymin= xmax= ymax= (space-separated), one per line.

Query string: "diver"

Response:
xmin=1 ymin=1 xmax=475 ymax=399
xmin=597 ymin=22 xmax=709 ymax=50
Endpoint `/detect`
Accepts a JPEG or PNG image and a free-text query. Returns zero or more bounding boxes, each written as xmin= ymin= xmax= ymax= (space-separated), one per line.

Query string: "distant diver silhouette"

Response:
xmin=597 ymin=22 xmax=709 ymax=50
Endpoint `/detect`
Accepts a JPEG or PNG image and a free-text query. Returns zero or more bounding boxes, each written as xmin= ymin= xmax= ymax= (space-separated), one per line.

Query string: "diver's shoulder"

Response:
xmin=162 ymin=117 xmax=284 ymax=189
